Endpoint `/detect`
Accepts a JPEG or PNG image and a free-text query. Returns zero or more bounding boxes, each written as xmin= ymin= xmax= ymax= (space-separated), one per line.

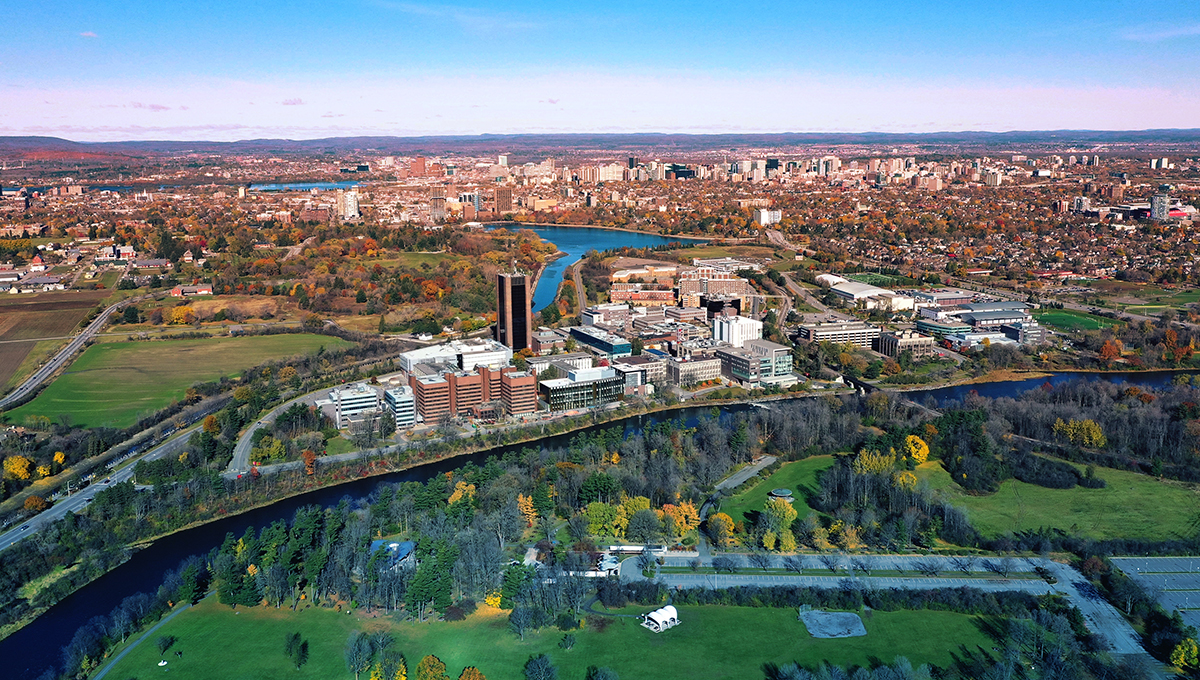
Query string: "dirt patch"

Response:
xmin=799 ymin=610 xmax=867 ymax=638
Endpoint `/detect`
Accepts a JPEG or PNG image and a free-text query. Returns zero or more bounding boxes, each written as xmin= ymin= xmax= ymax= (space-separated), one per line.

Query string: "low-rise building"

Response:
xmin=1001 ymin=321 xmax=1048 ymax=346
xmin=569 ymin=326 xmax=632 ymax=358
xmin=329 ymin=383 xmax=382 ymax=427
xmin=876 ymin=330 xmax=937 ymax=360
xmin=795 ymin=321 xmax=881 ymax=348
xmin=712 ymin=314 xmax=763 ymax=348
xmin=666 ymin=355 xmax=722 ymax=386
xmin=383 ymin=385 xmax=417 ymax=428
xmin=915 ymin=318 xmax=972 ymax=339
xmin=539 ymin=367 xmax=624 ymax=411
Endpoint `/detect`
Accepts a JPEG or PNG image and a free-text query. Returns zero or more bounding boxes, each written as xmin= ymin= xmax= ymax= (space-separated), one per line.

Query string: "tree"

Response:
xmin=458 ymin=668 xmax=486 ymax=680
xmin=707 ymin=512 xmax=734 ymax=548
xmin=416 ymin=655 xmax=450 ymax=680
xmin=1172 ymin=638 xmax=1199 ymax=669
xmin=625 ymin=509 xmax=662 ymax=544
xmin=284 ymin=632 xmax=309 ymax=670
xmin=345 ymin=632 xmax=374 ymax=680
xmin=24 ymin=495 xmax=48 ymax=512
xmin=379 ymin=650 xmax=407 ymax=680
xmin=523 ymin=654 xmax=558 ymax=680
xmin=156 ymin=635 xmax=176 ymax=657
xmin=903 ymin=435 xmax=929 ymax=464
xmin=585 ymin=668 xmax=619 ymax=680
xmin=1099 ymin=339 xmax=1122 ymax=364
xmin=302 ymin=449 xmax=317 ymax=476
xmin=517 ymin=494 xmax=537 ymax=526
xmin=3 ymin=455 xmax=32 ymax=480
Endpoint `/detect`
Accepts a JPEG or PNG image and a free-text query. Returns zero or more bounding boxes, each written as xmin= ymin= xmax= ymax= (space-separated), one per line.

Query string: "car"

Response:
xmin=21 ymin=525 xmax=30 ymax=531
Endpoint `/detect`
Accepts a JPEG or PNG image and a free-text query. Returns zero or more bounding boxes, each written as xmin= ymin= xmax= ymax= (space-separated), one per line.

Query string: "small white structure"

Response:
xmin=641 ymin=605 xmax=680 ymax=633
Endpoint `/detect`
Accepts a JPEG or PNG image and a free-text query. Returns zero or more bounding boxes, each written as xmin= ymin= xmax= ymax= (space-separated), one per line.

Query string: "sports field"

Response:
xmin=918 ymin=460 xmax=1200 ymax=540
xmin=102 ymin=597 xmax=991 ymax=680
xmin=719 ymin=456 xmax=835 ymax=526
xmin=1031 ymin=308 xmax=1117 ymax=331
xmin=5 ymin=334 xmax=351 ymax=428
xmin=0 ymin=290 xmax=109 ymax=389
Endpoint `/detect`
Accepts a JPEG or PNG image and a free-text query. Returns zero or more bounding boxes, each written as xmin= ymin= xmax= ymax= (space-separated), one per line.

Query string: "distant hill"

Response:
xmin=2 ymin=130 xmax=1200 ymax=157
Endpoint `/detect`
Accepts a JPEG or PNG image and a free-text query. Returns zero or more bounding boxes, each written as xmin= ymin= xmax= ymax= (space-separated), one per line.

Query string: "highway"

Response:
xmin=0 ymin=293 xmax=151 ymax=411
xmin=0 ymin=424 xmax=198 ymax=553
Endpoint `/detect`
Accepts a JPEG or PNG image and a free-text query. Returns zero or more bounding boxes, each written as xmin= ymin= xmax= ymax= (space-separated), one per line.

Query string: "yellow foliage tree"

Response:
xmin=3 ymin=455 xmax=32 ymax=480
xmin=707 ymin=512 xmax=735 ymax=548
xmin=904 ymin=435 xmax=929 ymax=464
xmin=893 ymin=470 xmax=918 ymax=491
xmin=516 ymin=494 xmax=537 ymax=527
xmin=762 ymin=530 xmax=777 ymax=551
xmin=447 ymin=481 xmax=476 ymax=505
xmin=37 ymin=465 xmax=51 ymax=478
xmin=852 ymin=450 xmax=895 ymax=475
xmin=1171 ymin=638 xmax=1199 ymax=669
xmin=171 ymin=306 xmax=196 ymax=325
xmin=53 ymin=451 xmax=66 ymax=466
xmin=777 ymin=528 xmax=798 ymax=553
xmin=484 ymin=591 xmax=502 ymax=608
xmin=280 ymin=366 xmax=298 ymax=382
xmin=458 ymin=667 xmax=486 ymax=680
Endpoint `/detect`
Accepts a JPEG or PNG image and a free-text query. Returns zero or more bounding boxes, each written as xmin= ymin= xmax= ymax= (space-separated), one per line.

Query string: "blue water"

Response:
xmin=487 ymin=224 xmax=704 ymax=312
xmin=249 ymin=181 xmax=360 ymax=192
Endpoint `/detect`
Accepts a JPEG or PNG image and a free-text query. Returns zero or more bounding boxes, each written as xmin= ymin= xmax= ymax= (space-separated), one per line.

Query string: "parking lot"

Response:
xmin=1111 ymin=557 xmax=1200 ymax=631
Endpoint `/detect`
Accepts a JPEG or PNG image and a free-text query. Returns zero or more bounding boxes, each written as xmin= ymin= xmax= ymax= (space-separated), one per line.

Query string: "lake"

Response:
xmin=485 ymin=224 xmax=704 ymax=312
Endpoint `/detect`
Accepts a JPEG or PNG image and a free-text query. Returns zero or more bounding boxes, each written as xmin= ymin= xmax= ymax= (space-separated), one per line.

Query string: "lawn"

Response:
xmin=376 ymin=252 xmax=458 ymax=269
xmin=1032 ymin=309 xmax=1117 ymax=331
xmin=918 ymin=460 xmax=1200 ymax=540
xmin=103 ymin=598 xmax=993 ymax=680
xmin=5 ymin=334 xmax=352 ymax=429
xmin=719 ymin=456 xmax=835 ymax=526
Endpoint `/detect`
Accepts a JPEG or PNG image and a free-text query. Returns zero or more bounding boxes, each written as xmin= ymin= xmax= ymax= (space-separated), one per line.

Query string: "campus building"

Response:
xmin=496 ymin=272 xmax=532 ymax=351
xmin=712 ymin=314 xmax=763 ymax=348
xmin=538 ymin=367 xmax=625 ymax=411
xmin=795 ymin=321 xmax=881 ymax=348
xmin=329 ymin=383 xmax=382 ymax=427
xmin=383 ymin=385 xmax=417 ymax=428
xmin=876 ymin=330 xmax=937 ymax=360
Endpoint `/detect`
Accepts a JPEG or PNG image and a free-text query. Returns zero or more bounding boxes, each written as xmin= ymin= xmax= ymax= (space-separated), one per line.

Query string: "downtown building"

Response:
xmin=496 ymin=273 xmax=532 ymax=352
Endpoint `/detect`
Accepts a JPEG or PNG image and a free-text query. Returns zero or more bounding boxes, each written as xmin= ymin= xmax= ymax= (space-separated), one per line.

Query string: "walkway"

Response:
xmin=93 ymin=593 xmax=211 ymax=680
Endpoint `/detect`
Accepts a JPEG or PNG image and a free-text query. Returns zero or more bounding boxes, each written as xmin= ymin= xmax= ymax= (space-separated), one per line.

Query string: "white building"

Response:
xmin=383 ymin=385 xmax=417 ymax=428
xmin=398 ymin=338 xmax=513 ymax=373
xmin=712 ymin=315 xmax=763 ymax=348
xmin=752 ymin=208 xmax=782 ymax=226
xmin=329 ymin=383 xmax=381 ymax=427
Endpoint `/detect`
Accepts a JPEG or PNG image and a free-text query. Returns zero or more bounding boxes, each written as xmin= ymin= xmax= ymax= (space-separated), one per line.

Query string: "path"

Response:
xmin=93 ymin=593 xmax=211 ymax=680
xmin=0 ymin=293 xmax=153 ymax=410
xmin=714 ymin=456 xmax=778 ymax=493
xmin=571 ymin=260 xmax=586 ymax=315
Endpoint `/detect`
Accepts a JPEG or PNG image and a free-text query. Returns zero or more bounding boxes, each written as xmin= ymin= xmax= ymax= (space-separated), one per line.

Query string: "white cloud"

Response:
xmin=79 ymin=31 xmax=97 ymax=38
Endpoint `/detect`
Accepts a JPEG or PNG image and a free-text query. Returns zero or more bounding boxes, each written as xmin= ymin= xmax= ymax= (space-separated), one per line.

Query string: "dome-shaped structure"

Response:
xmin=641 ymin=605 xmax=681 ymax=632
xmin=815 ymin=274 xmax=849 ymax=288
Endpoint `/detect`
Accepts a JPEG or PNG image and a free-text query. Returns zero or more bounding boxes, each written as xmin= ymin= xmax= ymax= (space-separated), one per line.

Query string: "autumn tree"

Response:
xmin=517 ymin=494 xmax=537 ymax=526
xmin=203 ymin=415 xmax=220 ymax=434
xmin=416 ymin=655 xmax=450 ymax=680
xmin=24 ymin=495 xmax=48 ymax=512
xmin=458 ymin=668 xmax=486 ymax=680
xmin=707 ymin=512 xmax=734 ymax=548
xmin=903 ymin=435 xmax=929 ymax=465
xmin=1099 ymin=339 xmax=1121 ymax=364
xmin=3 ymin=455 xmax=32 ymax=480
xmin=345 ymin=632 xmax=373 ymax=680
xmin=302 ymin=450 xmax=317 ymax=476
xmin=1171 ymin=638 xmax=1199 ymax=669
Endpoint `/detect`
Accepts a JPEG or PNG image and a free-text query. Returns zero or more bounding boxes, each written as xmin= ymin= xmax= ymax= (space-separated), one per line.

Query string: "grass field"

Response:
xmin=719 ymin=456 xmax=835 ymax=526
xmin=103 ymin=598 xmax=993 ymax=680
xmin=1032 ymin=308 xmax=1117 ymax=332
xmin=4 ymin=334 xmax=352 ymax=428
xmin=846 ymin=273 xmax=897 ymax=286
xmin=918 ymin=460 xmax=1200 ymax=540
xmin=376 ymin=252 xmax=458 ymax=269
xmin=671 ymin=244 xmax=780 ymax=261
xmin=0 ymin=290 xmax=109 ymax=389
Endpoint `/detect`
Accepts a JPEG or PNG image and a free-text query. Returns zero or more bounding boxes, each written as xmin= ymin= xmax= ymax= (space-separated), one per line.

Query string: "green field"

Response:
xmin=918 ymin=460 xmax=1200 ymax=540
xmin=846 ymin=273 xmax=897 ymax=286
xmin=719 ymin=456 xmax=835 ymax=526
xmin=5 ymin=334 xmax=351 ymax=429
xmin=1032 ymin=309 xmax=1117 ymax=331
xmin=376 ymin=252 xmax=458 ymax=269
xmin=103 ymin=598 xmax=992 ymax=680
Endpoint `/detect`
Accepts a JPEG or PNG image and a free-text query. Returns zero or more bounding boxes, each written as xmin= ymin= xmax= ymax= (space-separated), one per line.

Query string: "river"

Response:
xmin=1 ymin=372 xmax=1192 ymax=675
xmin=249 ymin=181 xmax=360 ymax=192
xmin=485 ymin=224 xmax=705 ymax=312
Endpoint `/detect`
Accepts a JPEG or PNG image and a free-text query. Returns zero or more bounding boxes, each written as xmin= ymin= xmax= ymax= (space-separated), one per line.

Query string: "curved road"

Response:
xmin=0 ymin=293 xmax=151 ymax=411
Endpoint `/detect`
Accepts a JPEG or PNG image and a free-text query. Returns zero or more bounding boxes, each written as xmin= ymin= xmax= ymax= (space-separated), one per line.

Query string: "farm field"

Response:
xmin=103 ymin=597 xmax=992 ymax=680
xmin=719 ymin=456 xmax=835 ymax=526
xmin=1031 ymin=308 xmax=1117 ymax=332
xmin=918 ymin=460 xmax=1200 ymax=540
xmin=0 ymin=290 xmax=108 ymax=389
xmin=4 ymin=334 xmax=352 ymax=429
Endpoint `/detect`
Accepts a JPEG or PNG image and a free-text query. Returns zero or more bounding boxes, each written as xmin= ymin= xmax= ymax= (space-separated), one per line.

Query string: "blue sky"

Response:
xmin=1 ymin=0 xmax=1198 ymax=140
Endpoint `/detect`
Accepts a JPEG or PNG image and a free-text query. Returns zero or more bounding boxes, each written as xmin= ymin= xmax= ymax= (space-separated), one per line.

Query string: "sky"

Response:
xmin=1 ymin=0 xmax=1198 ymax=141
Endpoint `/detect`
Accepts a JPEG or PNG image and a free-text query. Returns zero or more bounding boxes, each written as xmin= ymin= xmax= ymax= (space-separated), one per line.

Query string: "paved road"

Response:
xmin=92 ymin=593 xmax=212 ymax=680
xmin=0 ymin=293 xmax=151 ymax=410
xmin=715 ymin=456 xmax=778 ymax=493
xmin=571 ymin=260 xmax=586 ymax=315
xmin=0 ymin=424 xmax=199 ymax=553
xmin=225 ymin=390 xmax=319 ymax=478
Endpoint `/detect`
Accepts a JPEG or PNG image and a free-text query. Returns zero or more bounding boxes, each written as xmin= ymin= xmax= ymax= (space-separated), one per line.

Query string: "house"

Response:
xmin=28 ymin=255 xmax=46 ymax=272
xmin=170 ymin=284 xmax=213 ymax=297
xmin=369 ymin=540 xmax=416 ymax=569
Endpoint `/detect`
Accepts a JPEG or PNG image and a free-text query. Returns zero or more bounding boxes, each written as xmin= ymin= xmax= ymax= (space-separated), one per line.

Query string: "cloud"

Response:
xmin=130 ymin=102 xmax=170 ymax=112
xmin=1121 ymin=23 xmax=1200 ymax=42
xmin=79 ymin=31 xmax=97 ymax=38
xmin=281 ymin=98 xmax=305 ymax=106
xmin=373 ymin=1 xmax=541 ymax=33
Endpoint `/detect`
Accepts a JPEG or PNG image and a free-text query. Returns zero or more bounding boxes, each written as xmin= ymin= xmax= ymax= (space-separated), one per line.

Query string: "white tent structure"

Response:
xmin=641 ymin=605 xmax=680 ymax=633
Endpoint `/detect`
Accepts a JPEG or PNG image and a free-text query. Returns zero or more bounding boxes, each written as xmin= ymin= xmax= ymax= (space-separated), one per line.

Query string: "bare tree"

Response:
xmin=783 ymin=556 xmax=806 ymax=573
xmin=819 ymin=554 xmax=842 ymax=573
xmin=850 ymin=557 xmax=872 ymax=576
xmin=950 ymin=555 xmax=976 ymax=574
xmin=748 ymin=550 xmax=773 ymax=571
xmin=913 ymin=558 xmax=943 ymax=577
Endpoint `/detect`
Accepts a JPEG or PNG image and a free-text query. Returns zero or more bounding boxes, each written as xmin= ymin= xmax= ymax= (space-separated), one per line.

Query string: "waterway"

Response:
xmin=249 ymin=181 xmax=360 ymax=192
xmin=2 ymin=373 xmax=1192 ymax=678
xmin=485 ymin=224 xmax=704 ymax=313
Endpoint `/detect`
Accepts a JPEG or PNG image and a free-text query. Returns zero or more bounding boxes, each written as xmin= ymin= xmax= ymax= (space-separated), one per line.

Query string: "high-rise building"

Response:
xmin=498 ymin=154 xmax=508 ymax=167
xmin=628 ymin=157 xmax=639 ymax=169
xmin=495 ymin=186 xmax=514 ymax=213
xmin=1151 ymin=194 xmax=1170 ymax=221
xmin=411 ymin=156 xmax=427 ymax=176
xmin=713 ymin=315 xmax=763 ymax=348
xmin=496 ymin=273 xmax=532 ymax=351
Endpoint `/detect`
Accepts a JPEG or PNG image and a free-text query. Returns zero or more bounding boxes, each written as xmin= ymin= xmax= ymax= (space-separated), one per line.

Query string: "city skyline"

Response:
xmin=2 ymin=0 xmax=1198 ymax=141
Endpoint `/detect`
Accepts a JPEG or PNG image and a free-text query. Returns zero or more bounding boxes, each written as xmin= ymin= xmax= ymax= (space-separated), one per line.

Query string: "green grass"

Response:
xmin=325 ymin=437 xmax=357 ymax=456
xmin=1032 ymin=309 xmax=1117 ymax=331
xmin=918 ymin=460 xmax=1200 ymax=540
xmin=376 ymin=252 xmax=458 ymax=269
xmin=103 ymin=598 xmax=993 ymax=680
xmin=719 ymin=456 xmax=835 ymax=526
xmin=5 ymin=334 xmax=352 ymax=429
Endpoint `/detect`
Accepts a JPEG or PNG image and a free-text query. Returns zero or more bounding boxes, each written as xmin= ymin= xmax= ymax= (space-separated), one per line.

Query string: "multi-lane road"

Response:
xmin=0 ymin=293 xmax=151 ymax=411
xmin=0 ymin=424 xmax=198 ymax=552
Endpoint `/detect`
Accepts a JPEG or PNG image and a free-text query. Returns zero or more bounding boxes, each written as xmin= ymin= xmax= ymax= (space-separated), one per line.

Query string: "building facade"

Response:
xmin=496 ymin=273 xmax=532 ymax=352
